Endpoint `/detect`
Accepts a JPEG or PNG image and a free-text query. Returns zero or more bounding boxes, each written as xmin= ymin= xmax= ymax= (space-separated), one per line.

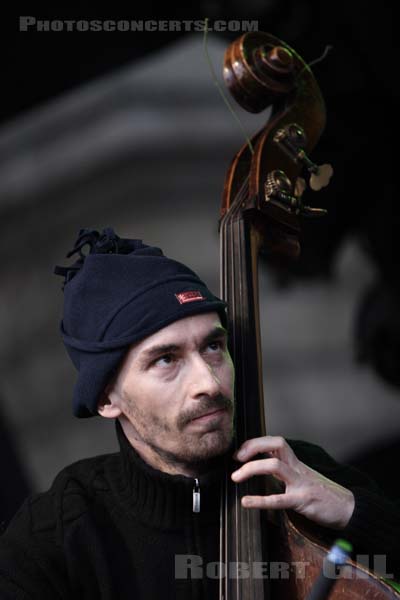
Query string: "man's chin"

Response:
xmin=181 ymin=428 xmax=234 ymax=463
xmin=147 ymin=424 xmax=234 ymax=474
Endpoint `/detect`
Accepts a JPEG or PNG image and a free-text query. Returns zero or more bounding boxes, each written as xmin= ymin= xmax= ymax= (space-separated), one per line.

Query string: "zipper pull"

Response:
xmin=193 ymin=478 xmax=200 ymax=513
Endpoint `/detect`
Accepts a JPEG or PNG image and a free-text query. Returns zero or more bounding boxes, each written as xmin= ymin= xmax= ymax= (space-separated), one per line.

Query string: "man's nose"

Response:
xmin=189 ymin=354 xmax=221 ymax=398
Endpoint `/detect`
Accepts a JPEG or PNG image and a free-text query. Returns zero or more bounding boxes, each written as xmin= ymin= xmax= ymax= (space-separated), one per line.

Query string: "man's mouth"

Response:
xmin=178 ymin=395 xmax=233 ymax=429
xmin=188 ymin=408 xmax=229 ymax=426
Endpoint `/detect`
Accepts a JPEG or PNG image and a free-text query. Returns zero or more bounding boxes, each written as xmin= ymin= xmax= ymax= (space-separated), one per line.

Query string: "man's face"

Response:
xmin=106 ymin=312 xmax=235 ymax=474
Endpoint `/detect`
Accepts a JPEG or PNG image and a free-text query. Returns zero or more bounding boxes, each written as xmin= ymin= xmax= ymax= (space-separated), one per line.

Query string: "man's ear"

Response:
xmin=97 ymin=385 xmax=122 ymax=419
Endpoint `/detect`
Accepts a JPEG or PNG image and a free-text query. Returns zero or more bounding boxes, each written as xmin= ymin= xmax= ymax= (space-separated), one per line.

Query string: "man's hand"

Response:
xmin=231 ymin=436 xmax=355 ymax=530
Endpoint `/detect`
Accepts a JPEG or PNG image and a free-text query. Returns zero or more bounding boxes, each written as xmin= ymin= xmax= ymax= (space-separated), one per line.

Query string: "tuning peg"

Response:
xmin=294 ymin=175 xmax=329 ymax=217
xmin=294 ymin=177 xmax=307 ymax=198
xmin=300 ymin=206 xmax=328 ymax=218
xmin=309 ymin=163 xmax=333 ymax=191
xmin=264 ymin=170 xmax=328 ymax=218
xmin=273 ymin=124 xmax=333 ymax=191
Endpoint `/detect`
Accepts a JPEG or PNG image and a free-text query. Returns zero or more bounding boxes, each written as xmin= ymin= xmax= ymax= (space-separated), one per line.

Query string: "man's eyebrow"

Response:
xmin=139 ymin=344 xmax=180 ymax=363
xmin=202 ymin=326 xmax=228 ymax=345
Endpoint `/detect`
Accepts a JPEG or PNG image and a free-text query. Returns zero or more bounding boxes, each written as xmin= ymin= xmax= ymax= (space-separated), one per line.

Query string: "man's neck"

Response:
xmin=119 ymin=418 xmax=210 ymax=478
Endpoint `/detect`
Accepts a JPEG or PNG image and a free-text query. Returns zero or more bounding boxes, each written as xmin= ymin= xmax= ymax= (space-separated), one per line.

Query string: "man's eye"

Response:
xmin=153 ymin=354 xmax=174 ymax=367
xmin=207 ymin=341 xmax=223 ymax=352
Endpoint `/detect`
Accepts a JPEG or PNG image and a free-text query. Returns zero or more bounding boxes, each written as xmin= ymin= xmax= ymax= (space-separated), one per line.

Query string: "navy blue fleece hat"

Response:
xmin=55 ymin=228 xmax=227 ymax=418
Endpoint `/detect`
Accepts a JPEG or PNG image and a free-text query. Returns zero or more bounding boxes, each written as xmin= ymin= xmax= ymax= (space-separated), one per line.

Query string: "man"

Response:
xmin=0 ymin=227 xmax=399 ymax=599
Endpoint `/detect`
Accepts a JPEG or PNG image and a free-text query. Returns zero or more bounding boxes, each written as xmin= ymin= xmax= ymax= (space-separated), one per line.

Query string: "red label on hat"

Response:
xmin=175 ymin=291 xmax=206 ymax=304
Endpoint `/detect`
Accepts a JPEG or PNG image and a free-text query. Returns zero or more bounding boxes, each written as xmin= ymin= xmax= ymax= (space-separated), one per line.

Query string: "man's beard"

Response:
xmin=176 ymin=393 xmax=233 ymax=430
xmin=151 ymin=431 xmax=233 ymax=473
xmin=149 ymin=394 xmax=234 ymax=470
xmin=124 ymin=393 xmax=235 ymax=472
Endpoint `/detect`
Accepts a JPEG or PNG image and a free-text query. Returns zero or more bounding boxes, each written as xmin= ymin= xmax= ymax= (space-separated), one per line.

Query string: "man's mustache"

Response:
xmin=178 ymin=394 xmax=233 ymax=429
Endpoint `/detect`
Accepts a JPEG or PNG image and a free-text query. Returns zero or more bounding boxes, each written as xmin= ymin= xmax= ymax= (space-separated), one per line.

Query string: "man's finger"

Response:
xmin=235 ymin=436 xmax=291 ymax=462
xmin=241 ymin=493 xmax=294 ymax=510
xmin=231 ymin=458 xmax=294 ymax=484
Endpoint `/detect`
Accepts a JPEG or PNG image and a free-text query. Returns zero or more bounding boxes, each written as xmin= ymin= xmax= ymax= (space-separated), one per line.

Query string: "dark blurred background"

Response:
xmin=1 ymin=4 xmax=399 ymax=525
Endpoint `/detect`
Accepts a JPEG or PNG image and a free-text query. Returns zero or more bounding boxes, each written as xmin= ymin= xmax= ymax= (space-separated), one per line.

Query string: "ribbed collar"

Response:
xmin=111 ymin=420 xmax=229 ymax=531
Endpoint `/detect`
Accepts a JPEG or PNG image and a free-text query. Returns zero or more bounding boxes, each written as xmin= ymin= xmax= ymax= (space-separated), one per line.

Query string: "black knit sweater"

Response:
xmin=0 ymin=422 xmax=399 ymax=599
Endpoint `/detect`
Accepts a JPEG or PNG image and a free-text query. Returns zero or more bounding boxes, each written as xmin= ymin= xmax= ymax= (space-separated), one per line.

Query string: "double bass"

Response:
xmin=217 ymin=31 xmax=399 ymax=599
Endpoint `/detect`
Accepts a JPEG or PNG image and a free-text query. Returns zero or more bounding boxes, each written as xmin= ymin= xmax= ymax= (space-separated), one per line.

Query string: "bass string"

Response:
xmin=220 ymin=174 xmax=255 ymax=595
xmin=229 ymin=185 xmax=268 ymax=597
